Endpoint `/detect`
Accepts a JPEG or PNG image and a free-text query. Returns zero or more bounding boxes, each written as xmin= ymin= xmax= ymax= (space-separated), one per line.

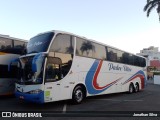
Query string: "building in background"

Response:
xmin=137 ymin=46 xmax=160 ymax=79
xmin=137 ymin=46 xmax=160 ymax=65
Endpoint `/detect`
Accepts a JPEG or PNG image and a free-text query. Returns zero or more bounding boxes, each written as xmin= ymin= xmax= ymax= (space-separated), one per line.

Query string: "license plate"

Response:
xmin=20 ymin=96 xmax=24 ymax=99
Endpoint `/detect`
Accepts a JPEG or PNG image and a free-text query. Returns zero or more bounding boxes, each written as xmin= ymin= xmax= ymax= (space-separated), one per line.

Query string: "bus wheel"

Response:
xmin=128 ymin=83 xmax=134 ymax=94
xmin=135 ymin=83 xmax=139 ymax=93
xmin=72 ymin=86 xmax=84 ymax=104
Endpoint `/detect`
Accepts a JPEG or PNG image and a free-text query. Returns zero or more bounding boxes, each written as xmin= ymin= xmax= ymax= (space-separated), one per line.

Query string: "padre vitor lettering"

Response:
xmin=108 ymin=63 xmax=122 ymax=71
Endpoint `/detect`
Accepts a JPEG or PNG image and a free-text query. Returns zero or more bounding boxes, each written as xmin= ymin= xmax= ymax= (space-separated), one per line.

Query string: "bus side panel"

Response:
xmin=0 ymin=54 xmax=20 ymax=64
xmin=0 ymin=78 xmax=16 ymax=95
xmin=74 ymin=56 xmax=146 ymax=97
xmin=60 ymin=73 xmax=79 ymax=101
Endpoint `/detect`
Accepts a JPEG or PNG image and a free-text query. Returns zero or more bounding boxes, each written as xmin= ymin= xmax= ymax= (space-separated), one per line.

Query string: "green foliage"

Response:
xmin=154 ymin=72 xmax=160 ymax=75
xmin=144 ymin=0 xmax=160 ymax=21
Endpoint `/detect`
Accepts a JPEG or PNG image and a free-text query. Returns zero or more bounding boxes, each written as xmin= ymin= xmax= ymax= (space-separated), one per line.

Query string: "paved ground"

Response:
xmin=0 ymin=80 xmax=160 ymax=119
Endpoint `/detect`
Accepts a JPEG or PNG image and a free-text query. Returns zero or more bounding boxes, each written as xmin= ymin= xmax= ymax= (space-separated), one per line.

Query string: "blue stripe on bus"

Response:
xmin=85 ymin=60 xmax=120 ymax=95
xmin=85 ymin=60 xmax=146 ymax=95
xmin=15 ymin=91 xmax=44 ymax=104
xmin=122 ymin=70 xmax=147 ymax=88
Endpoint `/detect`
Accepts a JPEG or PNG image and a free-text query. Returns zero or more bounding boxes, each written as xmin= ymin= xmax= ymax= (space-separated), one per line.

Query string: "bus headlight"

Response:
xmin=28 ymin=89 xmax=42 ymax=94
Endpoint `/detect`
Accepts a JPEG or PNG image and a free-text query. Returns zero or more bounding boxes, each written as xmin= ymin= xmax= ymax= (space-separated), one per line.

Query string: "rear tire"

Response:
xmin=135 ymin=83 xmax=139 ymax=93
xmin=72 ymin=86 xmax=84 ymax=104
xmin=128 ymin=84 xmax=134 ymax=94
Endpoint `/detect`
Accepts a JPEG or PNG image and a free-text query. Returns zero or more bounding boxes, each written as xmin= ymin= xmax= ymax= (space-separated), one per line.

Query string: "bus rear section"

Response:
xmin=0 ymin=35 xmax=27 ymax=95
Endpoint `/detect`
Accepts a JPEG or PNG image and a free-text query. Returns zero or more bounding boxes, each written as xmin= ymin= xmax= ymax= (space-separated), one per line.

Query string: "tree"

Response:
xmin=80 ymin=41 xmax=95 ymax=56
xmin=66 ymin=36 xmax=74 ymax=59
xmin=66 ymin=38 xmax=74 ymax=54
xmin=144 ymin=0 xmax=160 ymax=21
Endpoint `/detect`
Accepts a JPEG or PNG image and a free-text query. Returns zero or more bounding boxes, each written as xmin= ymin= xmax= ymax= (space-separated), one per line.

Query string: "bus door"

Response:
xmin=44 ymin=57 xmax=62 ymax=102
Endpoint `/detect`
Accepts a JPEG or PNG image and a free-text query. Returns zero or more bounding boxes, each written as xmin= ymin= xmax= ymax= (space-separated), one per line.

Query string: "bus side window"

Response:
xmin=48 ymin=34 xmax=74 ymax=80
xmin=141 ymin=58 xmax=146 ymax=67
xmin=13 ymin=40 xmax=26 ymax=55
xmin=107 ymin=47 xmax=117 ymax=62
xmin=0 ymin=38 xmax=12 ymax=53
xmin=10 ymin=62 xmax=21 ymax=79
xmin=45 ymin=57 xmax=62 ymax=82
xmin=46 ymin=64 xmax=56 ymax=79
xmin=46 ymin=64 xmax=61 ymax=82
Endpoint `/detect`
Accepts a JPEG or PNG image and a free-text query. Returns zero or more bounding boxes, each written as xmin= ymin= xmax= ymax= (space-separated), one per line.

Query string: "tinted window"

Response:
xmin=27 ymin=32 xmax=54 ymax=54
xmin=76 ymin=38 xmax=106 ymax=59
xmin=117 ymin=51 xmax=124 ymax=63
xmin=10 ymin=62 xmax=21 ymax=79
xmin=50 ymin=34 xmax=74 ymax=54
xmin=0 ymin=38 xmax=12 ymax=53
xmin=93 ymin=43 xmax=106 ymax=60
xmin=107 ymin=47 xmax=117 ymax=62
xmin=76 ymin=38 xmax=94 ymax=58
xmin=13 ymin=40 xmax=27 ymax=54
xmin=133 ymin=56 xmax=146 ymax=67
xmin=46 ymin=52 xmax=73 ymax=82
xmin=134 ymin=56 xmax=141 ymax=66
xmin=0 ymin=62 xmax=20 ymax=78
xmin=139 ymin=57 xmax=146 ymax=67
xmin=76 ymin=37 xmax=146 ymax=67
xmin=46 ymin=62 xmax=61 ymax=82
xmin=121 ymin=53 xmax=134 ymax=65
xmin=46 ymin=34 xmax=74 ymax=82
xmin=128 ymin=54 xmax=134 ymax=65
xmin=0 ymin=65 xmax=11 ymax=78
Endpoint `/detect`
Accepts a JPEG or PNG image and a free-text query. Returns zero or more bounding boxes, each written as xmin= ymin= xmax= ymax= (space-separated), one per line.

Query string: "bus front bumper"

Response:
xmin=15 ymin=91 xmax=44 ymax=104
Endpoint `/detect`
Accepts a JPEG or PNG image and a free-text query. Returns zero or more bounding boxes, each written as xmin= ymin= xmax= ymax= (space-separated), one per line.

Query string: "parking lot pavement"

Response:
xmin=147 ymin=79 xmax=154 ymax=84
xmin=0 ymin=81 xmax=160 ymax=119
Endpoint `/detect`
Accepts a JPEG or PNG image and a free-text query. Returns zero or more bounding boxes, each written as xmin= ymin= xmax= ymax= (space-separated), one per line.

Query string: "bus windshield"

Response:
xmin=18 ymin=55 xmax=45 ymax=85
xmin=27 ymin=32 xmax=54 ymax=54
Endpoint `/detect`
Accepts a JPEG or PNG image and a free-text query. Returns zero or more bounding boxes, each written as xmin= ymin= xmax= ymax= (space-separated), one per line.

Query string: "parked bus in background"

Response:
xmin=15 ymin=30 xmax=147 ymax=104
xmin=0 ymin=34 xmax=27 ymax=95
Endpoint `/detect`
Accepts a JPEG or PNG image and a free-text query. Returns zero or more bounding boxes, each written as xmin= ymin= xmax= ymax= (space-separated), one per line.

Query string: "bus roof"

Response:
xmin=0 ymin=34 xmax=28 ymax=42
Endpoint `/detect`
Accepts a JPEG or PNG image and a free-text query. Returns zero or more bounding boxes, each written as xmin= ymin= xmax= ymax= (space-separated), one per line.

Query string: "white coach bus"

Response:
xmin=15 ymin=30 xmax=147 ymax=104
xmin=0 ymin=34 xmax=27 ymax=95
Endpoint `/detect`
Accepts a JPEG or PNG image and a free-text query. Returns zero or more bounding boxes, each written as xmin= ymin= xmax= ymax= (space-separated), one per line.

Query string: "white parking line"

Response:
xmin=125 ymin=99 xmax=143 ymax=102
xmin=62 ymin=104 xmax=67 ymax=113
xmin=88 ymin=98 xmax=121 ymax=101
xmin=89 ymin=98 xmax=120 ymax=101
xmin=89 ymin=98 xmax=143 ymax=102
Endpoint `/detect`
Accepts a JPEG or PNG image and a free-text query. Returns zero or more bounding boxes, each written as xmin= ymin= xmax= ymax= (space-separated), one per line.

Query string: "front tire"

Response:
xmin=72 ymin=86 xmax=84 ymax=104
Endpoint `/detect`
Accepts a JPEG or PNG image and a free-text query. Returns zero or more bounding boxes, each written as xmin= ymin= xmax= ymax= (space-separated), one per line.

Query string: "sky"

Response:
xmin=0 ymin=0 xmax=160 ymax=54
